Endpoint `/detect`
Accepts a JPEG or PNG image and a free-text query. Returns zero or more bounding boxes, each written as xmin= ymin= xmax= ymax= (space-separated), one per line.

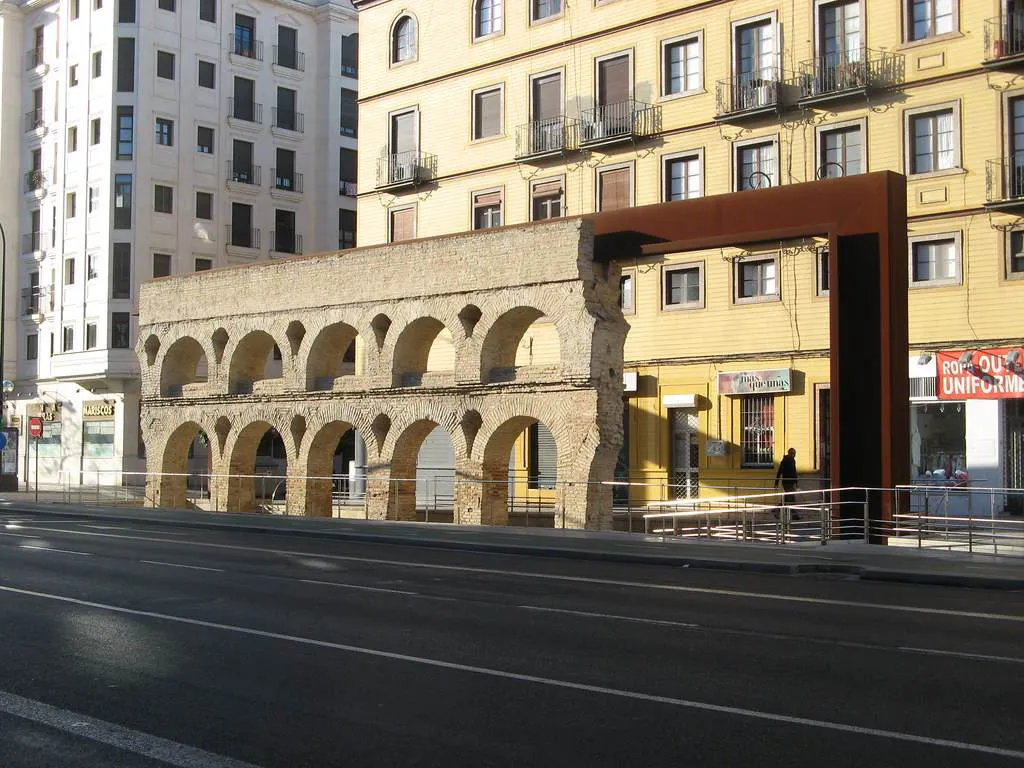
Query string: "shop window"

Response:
xmin=83 ymin=420 xmax=115 ymax=457
xmin=740 ymin=394 xmax=775 ymax=467
xmin=37 ymin=422 xmax=62 ymax=457
xmin=910 ymin=402 xmax=966 ymax=483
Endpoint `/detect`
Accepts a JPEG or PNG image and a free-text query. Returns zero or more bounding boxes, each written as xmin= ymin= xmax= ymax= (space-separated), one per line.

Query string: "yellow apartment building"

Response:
xmin=352 ymin=0 xmax=1024 ymax=509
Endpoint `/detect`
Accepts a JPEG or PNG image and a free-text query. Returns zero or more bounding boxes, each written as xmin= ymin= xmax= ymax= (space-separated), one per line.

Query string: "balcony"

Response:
xmin=272 ymin=46 xmax=305 ymax=72
xmin=226 ymin=162 xmax=261 ymax=187
xmin=25 ymin=48 xmax=46 ymax=72
xmin=271 ymin=108 xmax=304 ymax=134
xmin=339 ymin=180 xmax=357 ymax=197
xmin=797 ymin=48 xmax=904 ymax=106
xmin=228 ymin=33 xmax=263 ymax=62
xmin=24 ymin=108 xmax=44 ymax=133
xmin=271 ymin=169 xmax=303 ymax=194
xmin=715 ymin=72 xmax=782 ymax=121
xmin=227 ymin=226 xmax=261 ymax=250
xmin=984 ymin=13 xmax=1024 ymax=69
xmin=24 ymin=169 xmax=47 ymax=194
xmin=514 ymin=117 xmax=578 ymax=161
xmin=375 ymin=150 xmax=437 ymax=190
xmin=579 ymin=99 xmax=660 ymax=148
xmin=985 ymin=154 xmax=1024 ymax=210
xmin=21 ymin=287 xmax=50 ymax=316
xmin=228 ymin=98 xmax=263 ymax=125
xmin=21 ymin=231 xmax=45 ymax=254
xmin=270 ymin=231 xmax=302 ymax=256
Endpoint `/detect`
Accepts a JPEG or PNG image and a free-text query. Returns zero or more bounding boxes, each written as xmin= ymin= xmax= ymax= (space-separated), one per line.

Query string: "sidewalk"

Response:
xmin=1 ymin=495 xmax=1022 ymax=590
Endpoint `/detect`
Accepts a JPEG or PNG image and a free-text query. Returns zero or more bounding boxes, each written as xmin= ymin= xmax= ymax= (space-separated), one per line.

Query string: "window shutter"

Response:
xmin=531 ymin=179 xmax=562 ymax=197
xmin=391 ymin=208 xmax=414 ymax=242
xmin=391 ymin=111 xmax=416 ymax=154
xmin=598 ymin=55 xmax=630 ymax=105
xmin=474 ymin=191 xmax=501 ymax=207
xmin=476 ymin=89 xmax=501 ymax=138
xmin=532 ymin=73 xmax=561 ymax=121
xmin=599 ymin=167 xmax=630 ymax=211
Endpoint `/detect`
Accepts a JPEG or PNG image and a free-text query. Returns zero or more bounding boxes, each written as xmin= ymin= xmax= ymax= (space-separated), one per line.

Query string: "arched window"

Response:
xmin=392 ymin=15 xmax=416 ymax=64
xmin=475 ymin=0 xmax=503 ymax=39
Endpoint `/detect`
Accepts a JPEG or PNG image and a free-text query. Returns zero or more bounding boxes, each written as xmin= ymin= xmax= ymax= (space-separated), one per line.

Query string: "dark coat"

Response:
xmin=775 ymin=454 xmax=797 ymax=486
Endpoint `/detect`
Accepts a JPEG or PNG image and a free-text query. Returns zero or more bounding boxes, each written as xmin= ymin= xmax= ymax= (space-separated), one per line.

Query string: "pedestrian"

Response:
xmin=775 ymin=447 xmax=799 ymax=520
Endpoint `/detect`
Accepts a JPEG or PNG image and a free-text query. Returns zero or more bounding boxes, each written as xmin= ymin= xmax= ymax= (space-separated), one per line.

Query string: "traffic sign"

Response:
xmin=29 ymin=417 xmax=43 ymax=438
xmin=0 ymin=432 xmax=7 ymax=450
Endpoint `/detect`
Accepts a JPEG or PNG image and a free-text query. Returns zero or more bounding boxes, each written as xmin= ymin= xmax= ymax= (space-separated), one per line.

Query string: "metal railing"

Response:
xmin=797 ymin=48 xmax=904 ymax=101
xmin=272 ymin=45 xmax=305 ymax=71
xmin=270 ymin=231 xmax=302 ymax=255
xmin=25 ymin=48 xmax=45 ymax=70
xmin=226 ymin=161 xmax=261 ymax=186
xmin=579 ymin=99 xmax=660 ymax=145
xmin=226 ymin=226 xmax=261 ymax=249
xmin=228 ymin=98 xmax=263 ymax=124
xmin=375 ymin=150 xmax=437 ymax=188
xmin=228 ymin=33 xmax=263 ymax=61
xmin=272 ymin=169 xmax=303 ymax=193
xmin=271 ymin=108 xmax=304 ymax=133
xmin=339 ymin=180 xmax=357 ymax=197
xmin=986 ymin=153 xmax=1024 ymax=204
xmin=515 ymin=117 xmax=577 ymax=159
xmin=984 ymin=13 xmax=1024 ymax=62
xmin=24 ymin=108 xmax=44 ymax=132
xmin=715 ymin=71 xmax=781 ymax=117
xmin=21 ymin=286 xmax=49 ymax=315
xmin=24 ymin=169 xmax=46 ymax=192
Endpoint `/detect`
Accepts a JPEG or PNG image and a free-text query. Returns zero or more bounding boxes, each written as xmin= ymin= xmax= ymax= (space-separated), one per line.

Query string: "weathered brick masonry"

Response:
xmin=137 ymin=218 xmax=628 ymax=528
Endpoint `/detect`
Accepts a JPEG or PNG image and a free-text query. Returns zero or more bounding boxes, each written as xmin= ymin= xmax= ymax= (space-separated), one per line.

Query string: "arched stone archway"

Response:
xmin=385 ymin=419 xmax=454 ymax=521
xmin=225 ymin=420 xmax=289 ymax=513
xmin=480 ymin=307 xmax=562 ymax=383
xmin=228 ymin=331 xmax=281 ymax=394
xmin=302 ymin=420 xmax=356 ymax=517
xmin=160 ymin=337 xmax=209 ymax=397
xmin=392 ymin=317 xmax=453 ymax=387
xmin=305 ymin=322 xmax=360 ymax=391
xmin=148 ymin=420 xmax=208 ymax=509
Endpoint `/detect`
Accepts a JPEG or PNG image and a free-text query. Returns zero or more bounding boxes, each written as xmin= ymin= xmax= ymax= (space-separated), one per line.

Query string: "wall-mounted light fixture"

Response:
xmin=1006 ymin=349 xmax=1022 ymax=371
xmin=916 ymin=353 xmax=933 ymax=365
xmin=958 ymin=350 xmax=975 ymax=369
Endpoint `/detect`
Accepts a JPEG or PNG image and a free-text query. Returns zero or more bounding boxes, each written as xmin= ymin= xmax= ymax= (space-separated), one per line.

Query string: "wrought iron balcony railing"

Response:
xmin=21 ymin=287 xmax=50 ymax=316
xmin=272 ymin=169 xmax=303 ymax=193
xmin=24 ymin=169 xmax=46 ymax=193
xmin=984 ymin=13 xmax=1024 ymax=66
xmin=229 ymin=33 xmax=263 ymax=61
xmin=227 ymin=226 xmax=261 ymax=249
xmin=579 ymin=99 xmax=660 ymax=147
xmin=514 ymin=117 xmax=578 ymax=160
xmin=797 ymin=48 xmax=904 ymax=104
xmin=375 ymin=150 xmax=437 ymax=189
xmin=228 ymin=98 xmax=263 ymax=124
xmin=271 ymin=231 xmax=302 ymax=255
xmin=715 ymin=72 xmax=781 ymax=120
xmin=339 ymin=180 xmax=357 ymax=196
xmin=24 ymin=108 xmax=44 ymax=132
xmin=272 ymin=46 xmax=305 ymax=71
xmin=985 ymin=153 xmax=1024 ymax=208
xmin=226 ymin=162 xmax=261 ymax=186
xmin=271 ymin=108 xmax=304 ymax=133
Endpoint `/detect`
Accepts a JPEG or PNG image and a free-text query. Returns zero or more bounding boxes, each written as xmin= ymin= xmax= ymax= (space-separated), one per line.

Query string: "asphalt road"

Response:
xmin=0 ymin=510 xmax=1022 ymax=767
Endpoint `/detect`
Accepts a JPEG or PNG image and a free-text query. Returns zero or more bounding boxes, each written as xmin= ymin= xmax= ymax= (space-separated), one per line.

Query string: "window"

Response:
xmin=276 ymin=26 xmax=300 ymax=70
xmin=741 ymin=394 xmax=775 ymax=467
xmin=195 ymin=257 xmax=212 ymax=272
xmin=1009 ymin=230 xmax=1024 ymax=278
xmin=197 ymin=125 xmax=214 ymax=154
xmin=597 ymin=165 xmax=631 ymax=211
xmin=198 ymin=0 xmax=215 ymax=23
xmin=154 ymin=184 xmax=173 ymax=214
xmin=663 ymin=264 xmax=703 ymax=309
xmin=818 ymin=123 xmax=864 ymax=178
xmin=527 ymin=423 xmax=556 ymax=489
xmin=156 ymin=50 xmax=175 ymax=80
xmin=233 ymin=14 xmax=257 ymax=58
xmin=65 ymin=192 xmax=77 ymax=218
xmin=391 ymin=15 xmax=416 ymax=64
xmin=663 ymin=153 xmax=701 ymax=201
xmin=37 ymin=421 xmax=61 ymax=457
xmin=735 ymin=18 xmax=775 ymax=82
xmin=88 ymin=187 xmax=99 ymax=213
xmin=153 ymin=252 xmax=172 ymax=278
xmin=817 ymin=249 xmax=830 ymax=296
xmin=475 ymin=0 xmax=503 ymax=39
xmin=531 ymin=178 xmax=563 ymax=220
xmin=736 ymin=257 xmax=779 ymax=302
xmin=94 ymin=0 xmax=102 ymax=10
xmin=71 ymin=0 xmax=79 ymax=20
xmin=91 ymin=118 xmax=101 ymax=145
xmin=472 ymin=189 xmax=502 ymax=229
xmin=735 ymin=139 xmax=776 ymax=190
xmin=341 ymin=33 xmax=359 ymax=77
xmin=907 ymin=0 xmax=955 ymax=42
xmin=86 ymin=323 xmax=97 ymax=349
xmin=198 ymin=60 xmax=215 ymax=88
xmin=275 ymin=87 xmax=298 ymax=131
xmin=115 ymin=107 xmax=134 ymax=159
xmin=92 ymin=51 xmax=102 ymax=78
xmin=195 ymin=191 xmax=213 ymax=220
xmin=911 ymin=236 xmax=959 ymax=285
xmin=87 ymin=253 xmax=98 ymax=280
xmin=158 ymin=0 xmax=174 ymax=10
xmin=340 ymin=88 xmax=358 ymax=137
xmin=389 ymin=206 xmax=415 ymax=242
xmin=83 ymin=420 xmax=115 ymax=457
xmin=339 ymin=209 xmax=356 ymax=249
xmin=113 ymin=175 xmax=132 ymax=229
xmin=64 ymin=258 xmax=76 ymax=285
xmin=116 ymin=37 xmax=135 ymax=91
xmin=340 ymin=148 xmax=357 ymax=193
xmin=117 ymin=0 xmax=135 ymax=23
xmin=111 ymin=312 xmax=130 ymax=348
xmin=62 ymin=326 xmax=74 ymax=352
xmin=473 ymin=86 xmax=502 ymax=140
xmin=230 ymin=203 xmax=254 ymax=247
xmin=149 ymin=119 xmax=172 ymax=150
xmin=532 ymin=0 xmax=561 ymax=23
xmin=908 ymin=107 xmax=957 ymax=174
xmin=112 ymin=243 xmax=131 ymax=298
xmin=26 ymin=334 xmax=38 ymax=361
xmin=619 ymin=273 xmax=634 ymax=313
xmin=70 ymin=65 xmax=79 ymax=86
xmin=662 ymin=35 xmax=701 ymax=96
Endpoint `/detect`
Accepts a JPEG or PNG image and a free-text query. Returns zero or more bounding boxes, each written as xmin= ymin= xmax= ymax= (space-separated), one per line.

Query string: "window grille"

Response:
xmin=741 ymin=394 xmax=775 ymax=467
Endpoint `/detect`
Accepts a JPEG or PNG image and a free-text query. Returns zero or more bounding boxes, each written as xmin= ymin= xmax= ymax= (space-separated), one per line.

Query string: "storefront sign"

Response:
xmin=937 ymin=348 xmax=1024 ymax=400
xmin=83 ymin=401 xmax=116 ymax=418
xmin=717 ymin=368 xmax=792 ymax=395
xmin=27 ymin=402 xmax=62 ymax=421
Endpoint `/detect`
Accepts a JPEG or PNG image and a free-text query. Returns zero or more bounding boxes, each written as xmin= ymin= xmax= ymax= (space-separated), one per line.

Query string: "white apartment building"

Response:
xmin=0 ymin=0 xmax=359 ymax=487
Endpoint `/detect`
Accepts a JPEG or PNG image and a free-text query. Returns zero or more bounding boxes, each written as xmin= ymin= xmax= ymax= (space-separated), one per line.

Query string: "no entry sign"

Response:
xmin=28 ymin=417 xmax=43 ymax=438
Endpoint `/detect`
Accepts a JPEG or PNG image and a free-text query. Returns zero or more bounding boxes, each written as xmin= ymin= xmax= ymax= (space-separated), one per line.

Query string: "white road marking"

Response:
xmin=20 ymin=545 xmax=93 ymax=556
xmin=520 ymin=604 xmax=700 ymax=629
xmin=86 ymin=525 xmax=190 ymax=536
xmin=0 ymin=584 xmax=1021 ymax=761
xmin=899 ymin=647 xmax=1024 ymax=665
xmin=141 ymin=561 xmax=224 ymax=573
xmin=2 ymin=525 xmax=1022 ymax=623
xmin=0 ymin=688 xmax=260 ymax=768
xmin=300 ymin=579 xmax=419 ymax=596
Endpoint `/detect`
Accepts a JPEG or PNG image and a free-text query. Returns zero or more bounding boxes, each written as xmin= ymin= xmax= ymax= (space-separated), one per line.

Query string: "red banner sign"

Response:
xmin=936 ymin=348 xmax=1024 ymax=400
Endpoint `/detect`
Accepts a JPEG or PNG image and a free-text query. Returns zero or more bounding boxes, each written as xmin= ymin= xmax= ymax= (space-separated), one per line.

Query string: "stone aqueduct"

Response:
xmin=138 ymin=219 xmax=628 ymax=528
